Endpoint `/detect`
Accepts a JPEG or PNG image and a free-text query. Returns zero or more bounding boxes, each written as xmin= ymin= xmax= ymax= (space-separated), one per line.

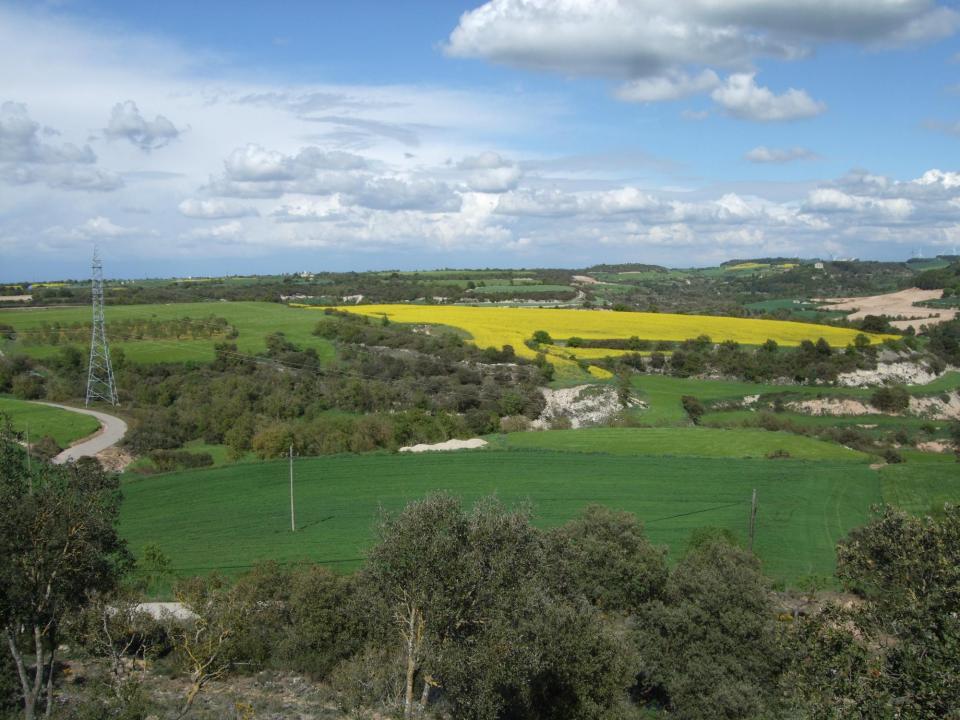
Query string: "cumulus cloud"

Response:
xmin=183 ymin=220 xmax=245 ymax=242
xmin=711 ymin=73 xmax=825 ymax=121
xmin=446 ymin=0 xmax=957 ymax=111
xmin=456 ymin=151 xmax=523 ymax=192
xmin=803 ymin=188 xmax=914 ymax=218
xmin=207 ymin=144 xmax=371 ymax=198
xmin=0 ymin=102 xmax=121 ymax=191
xmin=104 ymin=100 xmax=181 ymax=150
xmin=345 ymin=177 xmax=462 ymax=213
xmin=745 ymin=145 xmax=818 ymax=163
xmin=57 ymin=216 xmax=150 ymax=241
xmin=616 ymin=70 xmax=720 ymax=102
xmin=177 ymin=198 xmax=259 ymax=219
xmin=1 ymin=101 xmax=95 ymax=163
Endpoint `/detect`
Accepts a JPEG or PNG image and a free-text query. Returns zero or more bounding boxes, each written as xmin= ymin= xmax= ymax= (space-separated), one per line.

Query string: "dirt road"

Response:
xmin=30 ymin=402 xmax=128 ymax=464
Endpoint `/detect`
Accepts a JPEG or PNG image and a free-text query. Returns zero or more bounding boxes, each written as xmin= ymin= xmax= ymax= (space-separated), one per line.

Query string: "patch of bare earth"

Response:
xmin=818 ymin=288 xmax=957 ymax=330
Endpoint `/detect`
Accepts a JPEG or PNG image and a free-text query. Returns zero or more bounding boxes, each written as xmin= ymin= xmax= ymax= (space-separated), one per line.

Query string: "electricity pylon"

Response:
xmin=85 ymin=246 xmax=118 ymax=407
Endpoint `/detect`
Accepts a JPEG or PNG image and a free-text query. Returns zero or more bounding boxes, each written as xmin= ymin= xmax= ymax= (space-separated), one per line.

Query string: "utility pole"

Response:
xmin=25 ymin=421 xmax=31 ymax=474
xmin=85 ymin=245 xmax=118 ymax=407
xmin=748 ymin=488 xmax=758 ymax=553
xmin=289 ymin=444 xmax=296 ymax=532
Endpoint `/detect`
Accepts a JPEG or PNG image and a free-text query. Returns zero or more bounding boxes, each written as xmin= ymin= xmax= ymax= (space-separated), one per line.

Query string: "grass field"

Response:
xmin=470 ymin=284 xmax=575 ymax=295
xmin=119 ymin=450 xmax=889 ymax=586
xmin=0 ymin=396 xmax=100 ymax=447
xmin=0 ymin=302 xmax=336 ymax=364
xmin=494 ymin=427 xmax=871 ymax=462
xmin=327 ymin=306 xmax=891 ymax=367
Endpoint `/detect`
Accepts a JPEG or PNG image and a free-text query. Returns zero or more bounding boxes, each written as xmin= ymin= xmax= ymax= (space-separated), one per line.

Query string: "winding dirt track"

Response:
xmin=30 ymin=402 xmax=128 ymax=464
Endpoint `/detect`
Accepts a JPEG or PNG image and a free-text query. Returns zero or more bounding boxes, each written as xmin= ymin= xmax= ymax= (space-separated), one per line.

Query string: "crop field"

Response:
xmin=0 ymin=396 xmax=99 ymax=447
xmin=119 ymin=449 xmax=895 ymax=585
xmin=495 ymin=427 xmax=870 ymax=462
xmin=0 ymin=301 xmax=336 ymax=364
xmin=323 ymin=305 xmax=892 ymax=369
xmin=470 ymin=284 xmax=574 ymax=295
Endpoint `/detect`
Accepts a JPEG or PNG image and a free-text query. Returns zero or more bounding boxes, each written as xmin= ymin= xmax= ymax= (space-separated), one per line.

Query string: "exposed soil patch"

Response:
xmin=788 ymin=391 xmax=960 ymax=421
xmin=400 ymin=438 xmax=488 ymax=453
xmin=533 ymin=384 xmax=643 ymax=429
xmin=818 ymin=288 xmax=956 ymax=330
xmin=836 ymin=361 xmax=950 ymax=387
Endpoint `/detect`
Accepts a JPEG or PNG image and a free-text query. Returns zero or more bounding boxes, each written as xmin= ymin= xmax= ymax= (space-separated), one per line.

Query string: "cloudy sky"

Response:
xmin=2 ymin=0 xmax=960 ymax=280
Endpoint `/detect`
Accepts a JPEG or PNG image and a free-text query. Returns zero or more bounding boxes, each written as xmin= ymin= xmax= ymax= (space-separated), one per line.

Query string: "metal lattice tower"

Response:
xmin=85 ymin=246 xmax=118 ymax=407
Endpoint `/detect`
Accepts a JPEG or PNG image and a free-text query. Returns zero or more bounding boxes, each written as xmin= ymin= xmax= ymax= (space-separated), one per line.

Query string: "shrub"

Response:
xmin=680 ymin=395 xmax=705 ymax=425
xmin=870 ymin=385 xmax=910 ymax=413
xmin=882 ymin=448 xmax=904 ymax=464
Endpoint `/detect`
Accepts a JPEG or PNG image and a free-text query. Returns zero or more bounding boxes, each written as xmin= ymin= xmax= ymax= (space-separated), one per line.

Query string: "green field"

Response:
xmin=0 ymin=396 xmax=99 ymax=447
xmin=630 ymin=372 xmax=960 ymax=427
xmin=0 ymin=301 xmax=336 ymax=364
xmin=470 ymin=284 xmax=575 ymax=295
xmin=495 ymin=427 xmax=870 ymax=462
xmin=119 ymin=450 xmax=890 ymax=585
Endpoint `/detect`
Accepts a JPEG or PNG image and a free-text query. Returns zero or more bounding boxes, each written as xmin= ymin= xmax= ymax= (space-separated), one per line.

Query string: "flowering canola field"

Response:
xmin=317 ymin=305 xmax=889 ymax=373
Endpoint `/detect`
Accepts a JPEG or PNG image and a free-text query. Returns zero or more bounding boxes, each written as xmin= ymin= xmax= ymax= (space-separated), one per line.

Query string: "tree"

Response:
xmin=545 ymin=505 xmax=667 ymax=614
xmin=633 ymin=538 xmax=786 ymax=720
xmin=786 ymin=505 xmax=960 ymax=719
xmin=680 ymin=395 xmax=705 ymax=425
xmin=362 ymin=494 xmax=632 ymax=720
xmin=0 ymin=425 xmax=129 ymax=720
xmin=870 ymin=385 xmax=910 ymax=413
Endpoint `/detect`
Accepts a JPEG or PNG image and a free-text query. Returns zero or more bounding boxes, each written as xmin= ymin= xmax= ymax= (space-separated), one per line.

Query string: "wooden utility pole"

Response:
xmin=748 ymin=488 xmax=758 ymax=553
xmin=289 ymin=444 xmax=296 ymax=532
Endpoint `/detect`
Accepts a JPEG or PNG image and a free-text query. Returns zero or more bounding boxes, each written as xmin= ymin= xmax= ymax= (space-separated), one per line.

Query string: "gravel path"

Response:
xmin=30 ymin=402 xmax=128 ymax=464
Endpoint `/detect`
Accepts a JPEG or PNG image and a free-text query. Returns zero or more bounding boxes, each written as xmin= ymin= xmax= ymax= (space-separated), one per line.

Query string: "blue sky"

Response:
xmin=1 ymin=0 xmax=959 ymax=280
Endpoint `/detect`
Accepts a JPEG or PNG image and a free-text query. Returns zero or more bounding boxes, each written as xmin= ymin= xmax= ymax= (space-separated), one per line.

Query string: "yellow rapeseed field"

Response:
xmin=313 ymin=305 xmax=891 ymax=373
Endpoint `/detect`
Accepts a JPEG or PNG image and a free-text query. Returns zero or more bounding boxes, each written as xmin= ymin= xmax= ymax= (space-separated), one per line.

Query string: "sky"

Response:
xmin=1 ymin=0 xmax=960 ymax=281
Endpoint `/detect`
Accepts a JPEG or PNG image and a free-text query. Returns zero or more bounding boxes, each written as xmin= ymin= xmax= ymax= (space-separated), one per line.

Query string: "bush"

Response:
xmin=870 ymin=385 xmax=910 ymax=413
xmin=147 ymin=450 xmax=214 ymax=472
xmin=882 ymin=448 xmax=904 ymax=464
xmin=531 ymin=329 xmax=553 ymax=345
xmin=680 ymin=395 xmax=705 ymax=425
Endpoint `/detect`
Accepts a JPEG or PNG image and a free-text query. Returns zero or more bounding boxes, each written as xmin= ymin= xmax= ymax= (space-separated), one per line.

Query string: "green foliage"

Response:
xmin=545 ymin=505 xmax=668 ymax=613
xmin=633 ymin=539 xmax=786 ymax=719
xmin=361 ymin=494 xmax=632 ymax=720
xmin=870 ymin=384 xmax=910 ymax=412
xmin=787 ymin=505 xmax=960 ymax=719
xmin=532 ymin=329 xmax=553 ymax=344
xmin=680 ymin=395 xmax=705 ymax=425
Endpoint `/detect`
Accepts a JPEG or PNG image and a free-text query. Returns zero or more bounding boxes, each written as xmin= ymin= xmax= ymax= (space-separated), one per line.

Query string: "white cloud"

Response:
xmin=184 ymin=220 xmax=245 ymax=242
xmin=804 ymin=188 xmax=914 ymax=219
xmin=1 ymin=101 xmax=95 ymax=163
xmin=104 ymin=100 xmax=181 ymax=150
xmin=0 ymin=102 xmax=122 ymax=192
xmin=712 ymin=73 xmax=825 ymax=121
xmin=345 ymin=177 xmax=462 ymax=213
xmin=616 ymin=70 xmax=720 ymax=102
xmin=745 ymin=145 xmax=818 ymax=163
xmin=446 ymin=0 xmax=957 ymax=108
xmin=457 ymin=151 xmax=523 ymax=192
xmin=177 ymin=198 xmax=259 ymax=219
